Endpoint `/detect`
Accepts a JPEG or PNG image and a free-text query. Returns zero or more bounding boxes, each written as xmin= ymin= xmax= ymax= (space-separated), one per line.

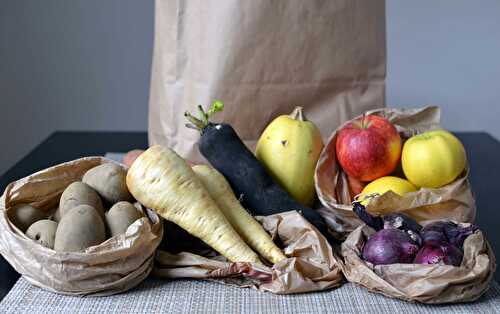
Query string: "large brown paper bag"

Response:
xmin=315 ymin=107 xmax=476 ymax=238
xmin=153 ymin=211 xmax=343 ymax=294
xmin=149 ymin=0 xmax=386 ymax=162
xmin=340 ymin=224 xmax=496 ymax=304
xmin=0 ymin=157 xmax=163 ymax=296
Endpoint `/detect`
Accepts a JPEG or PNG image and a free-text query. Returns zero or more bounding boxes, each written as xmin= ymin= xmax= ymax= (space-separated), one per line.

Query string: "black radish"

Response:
xmin=185 ymin=101 xmax=330 ymax=238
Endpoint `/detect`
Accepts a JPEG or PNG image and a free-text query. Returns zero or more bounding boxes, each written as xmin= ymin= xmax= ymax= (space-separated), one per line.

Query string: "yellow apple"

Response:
xmin=402 ymin=130 xmax=466 ymax=188
xmin=358 ymin=176 xmax=417 ymax=205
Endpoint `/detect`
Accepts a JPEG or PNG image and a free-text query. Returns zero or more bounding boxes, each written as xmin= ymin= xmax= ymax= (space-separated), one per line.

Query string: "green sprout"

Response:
xmin=184 ymin=100 xmax=225 ymax=131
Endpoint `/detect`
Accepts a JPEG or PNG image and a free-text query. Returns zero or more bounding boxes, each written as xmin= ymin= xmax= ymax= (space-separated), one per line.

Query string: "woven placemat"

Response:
xmin=0 ymin=277 xmax=499 ymax=314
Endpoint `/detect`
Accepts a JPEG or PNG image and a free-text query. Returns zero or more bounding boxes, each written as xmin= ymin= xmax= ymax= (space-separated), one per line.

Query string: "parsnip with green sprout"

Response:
xmin=193 ymin=165 xmax=286 ymax=264
xmin=126 ymin=145 xmax=261 ymax=264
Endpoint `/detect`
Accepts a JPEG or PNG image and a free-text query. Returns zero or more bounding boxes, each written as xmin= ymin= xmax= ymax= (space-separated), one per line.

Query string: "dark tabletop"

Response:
xmin=0 ymin=131 xmax=499 ymax=301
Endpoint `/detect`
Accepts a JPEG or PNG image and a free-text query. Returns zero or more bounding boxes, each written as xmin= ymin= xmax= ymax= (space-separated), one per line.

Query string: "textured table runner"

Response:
xmin=1 ymin=277 xmax=499 ymax=313
xmin=1 ymin=152 xmax=483 ymax=313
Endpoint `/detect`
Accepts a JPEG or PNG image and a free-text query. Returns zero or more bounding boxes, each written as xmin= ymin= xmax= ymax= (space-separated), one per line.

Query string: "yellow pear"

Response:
xmin=255 ymin=107 xmax=323 ymax=206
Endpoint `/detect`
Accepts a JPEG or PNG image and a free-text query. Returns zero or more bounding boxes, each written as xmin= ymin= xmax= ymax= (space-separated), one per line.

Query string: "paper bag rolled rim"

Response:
xmin=0 ymin=156 xmax=163 ymax=296
xmin=339 ymin=223 xmax=496 ymax=304
xmin=314 ymin=106 xmax=476 ymax=236
xmin=153 ymin=210 xmax=343 ymax=295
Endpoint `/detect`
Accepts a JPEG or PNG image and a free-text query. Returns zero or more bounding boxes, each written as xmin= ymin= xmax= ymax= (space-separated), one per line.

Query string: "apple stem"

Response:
xmin=360 ymin=114 xmax=371 ymax=129
xmin=289 ymin=106 xmax=306 ymax=121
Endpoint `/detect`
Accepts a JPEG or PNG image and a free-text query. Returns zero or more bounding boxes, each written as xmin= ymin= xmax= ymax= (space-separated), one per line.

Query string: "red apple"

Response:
xmin=347 ymin=175 xmax=366 ymax=199
xmin=123 ymin=149 xmax=145 ymax=168
xmin=336 ymin=115 xmax=401 ymax=181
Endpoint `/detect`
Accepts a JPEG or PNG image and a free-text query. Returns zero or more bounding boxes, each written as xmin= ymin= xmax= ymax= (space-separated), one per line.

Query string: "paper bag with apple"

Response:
xmin=315 ymin=106 xmax=475 ymax=238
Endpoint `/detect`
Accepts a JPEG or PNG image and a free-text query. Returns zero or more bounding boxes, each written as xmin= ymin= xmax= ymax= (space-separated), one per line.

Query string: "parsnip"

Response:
xmin=193 ymin=165 xmax=286 ymax=264
xmin=126 ymin=145 xmax=261 ymax=264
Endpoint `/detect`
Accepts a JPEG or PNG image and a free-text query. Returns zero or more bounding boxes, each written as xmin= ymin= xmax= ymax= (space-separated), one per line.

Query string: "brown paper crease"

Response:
xmin=315 ymin=107 xmax=476 ymax=237
xmin=339 ymin=224 xmax=496 ymax=304
xmin=148 ymin=0 xmax=386 ymax=162
xmin=153 ymin=211 xmax=343 ymax=294
xmin=0 ymin=157 xmax=163 ymax=296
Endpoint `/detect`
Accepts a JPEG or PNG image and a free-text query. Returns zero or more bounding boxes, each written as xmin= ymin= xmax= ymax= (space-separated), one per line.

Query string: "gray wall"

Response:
xmin=387 ymin=1 xmax=500 ymax=131
xmin=1 ymin=1 xmax=499 ymax=175
xmin=0 ymin=0 xmax=154 ymax=175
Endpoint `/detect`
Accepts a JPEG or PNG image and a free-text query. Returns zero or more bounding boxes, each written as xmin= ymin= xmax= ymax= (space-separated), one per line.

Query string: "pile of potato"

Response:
xmin=7 ymin=163 xmax=145 ymax=252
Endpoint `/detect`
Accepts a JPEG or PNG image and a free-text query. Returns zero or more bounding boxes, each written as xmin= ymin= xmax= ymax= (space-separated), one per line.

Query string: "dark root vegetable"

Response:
xmin=383 ymin=213 xmax=422 ymax=234
xmin=352 ymin=201 xmax=422 ymax=244
xmin=185 ymin=101 xmax=331 ymax=241
xmin=362 ymin=229 xmax=420 ymax=265
xmin=414 ymin=243 xmax=463 ymax=266
xmin=352 ymin=201 xmax=383 ymax=231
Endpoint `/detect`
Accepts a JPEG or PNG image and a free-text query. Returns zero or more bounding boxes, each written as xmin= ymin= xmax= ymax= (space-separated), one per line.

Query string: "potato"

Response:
xmin=59 ymin=182 xmax=104 ymax=218
xmin=105 ymin=201 xmax=144 ymax=237
xmin=82 ymin=163 xmax=132 ymax=204
xmin=52 ymin=207 xmax=62 ymax=222
xmin=54 ymin=205 xmax=106 ymax=252
xmin=7 ymin=204 xmax=46 ymax=232
xmin=26 ymin=220 xmax=58 ymax=249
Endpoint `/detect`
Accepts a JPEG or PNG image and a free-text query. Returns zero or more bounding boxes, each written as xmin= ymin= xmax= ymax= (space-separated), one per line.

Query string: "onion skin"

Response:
xmin=421 ymin=221 xmax=477 ymax=249
xmin=383 ymin=213 xmax=422 ymax=234
xmin=362 ymin=229 xmax=420 ymax=265
xmin=414 ymin=243 xmax=463 ymax=266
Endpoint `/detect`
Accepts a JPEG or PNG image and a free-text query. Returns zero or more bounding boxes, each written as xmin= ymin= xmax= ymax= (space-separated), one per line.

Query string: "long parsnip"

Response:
xmin=193 ymin=165 xmax=286 ymax=264
xmin=126 ymin=145 xmax=261 ymax=264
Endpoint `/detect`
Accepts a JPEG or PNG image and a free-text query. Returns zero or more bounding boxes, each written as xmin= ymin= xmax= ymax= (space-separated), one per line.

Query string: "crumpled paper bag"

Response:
xmin=339 ymin=223 xmax=496 ymax=304
xmin=153 ymin=211 xmax=343 ymax=294
xmin=0 ymin=157 xmax=163 ymax=296
xmin=315 ymin=107 xmax=476 ymax=238
xmin=148 ymin=0 xmax=386 ymax=162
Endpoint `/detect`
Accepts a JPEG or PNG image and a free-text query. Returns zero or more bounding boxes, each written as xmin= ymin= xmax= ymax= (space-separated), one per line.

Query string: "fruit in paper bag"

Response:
xmin=347 ymin=175 xmax=366 ymax=199
xmin=255 ymin=106 xmax=323 ymax=206
xmin=336 ymin=115 xmax=401 ymax=182
xmin=358 ymin=176 xmax=417 ymax=205
xmin=402 ymin=130 xmax=466 ymax=188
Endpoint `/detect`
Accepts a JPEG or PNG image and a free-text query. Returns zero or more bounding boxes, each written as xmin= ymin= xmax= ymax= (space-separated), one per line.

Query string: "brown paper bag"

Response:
xmin=340 ymin=224 xmax=496 ymax=304
xmin=0 ymin=157 xmax=163 ymax=296
xmin=315 ymin=107 xmax=476 ymax=237
xmin=153 ymin=211 xmax=343 ymax=294
xmin=149 ymin=0 xmax=386 ymax=162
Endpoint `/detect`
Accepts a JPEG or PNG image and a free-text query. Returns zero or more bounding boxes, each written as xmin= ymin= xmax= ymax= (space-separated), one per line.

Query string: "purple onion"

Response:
xmin=421 ymin=221 xmax=477 ymax=249
xmin=414 ymin=243 xmax=463 ymax=266
xmin=362 ymin=229 xmax=420 ymax=265
xmin=445 ymin=224 xmax=478 ymax=248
